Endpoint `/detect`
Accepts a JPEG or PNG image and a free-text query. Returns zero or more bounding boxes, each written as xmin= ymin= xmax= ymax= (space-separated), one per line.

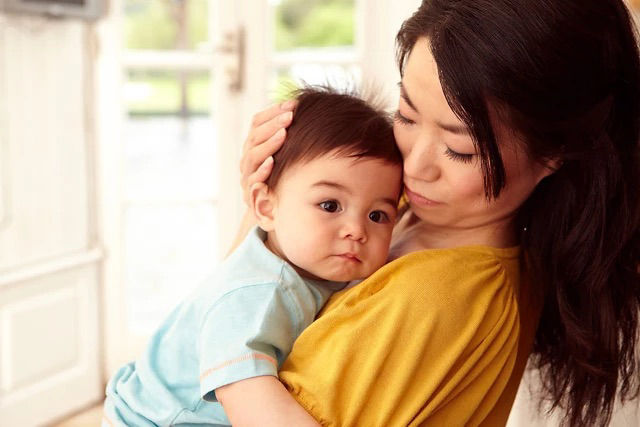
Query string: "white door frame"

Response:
xmin=96 ymin=0 xmax=271 ymax=377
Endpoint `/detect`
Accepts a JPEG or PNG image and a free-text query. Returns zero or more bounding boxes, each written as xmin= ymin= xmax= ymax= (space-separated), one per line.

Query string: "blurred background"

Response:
xmin=0 ymin=0 xmax=638 ymax=425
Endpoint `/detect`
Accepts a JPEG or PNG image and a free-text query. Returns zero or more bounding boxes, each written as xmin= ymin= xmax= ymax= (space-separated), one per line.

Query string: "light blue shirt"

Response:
xmin=103 ymin=227 xmax=344 ymax=426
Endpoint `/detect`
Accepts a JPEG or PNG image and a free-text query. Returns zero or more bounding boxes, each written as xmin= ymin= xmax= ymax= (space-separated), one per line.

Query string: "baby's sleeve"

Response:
xmin=198 ymin=283 xmax=301 ymax=402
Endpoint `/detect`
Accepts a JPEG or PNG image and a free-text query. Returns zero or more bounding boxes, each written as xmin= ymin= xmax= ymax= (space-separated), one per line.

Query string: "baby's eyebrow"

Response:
xmin=311 ymin=180 xmax=352 ymax=194
xmin=378 ymin=198 xmax=400 ymax=209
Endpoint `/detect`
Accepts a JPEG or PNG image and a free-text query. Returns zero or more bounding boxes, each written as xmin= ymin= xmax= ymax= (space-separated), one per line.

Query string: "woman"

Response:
xmin=236 ymin=0 xmax=640 ymax=425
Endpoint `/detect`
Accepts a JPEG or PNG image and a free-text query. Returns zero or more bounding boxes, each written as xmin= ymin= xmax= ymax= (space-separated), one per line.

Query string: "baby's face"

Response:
xmin=266 ymin=153 xmax=403 ymax=282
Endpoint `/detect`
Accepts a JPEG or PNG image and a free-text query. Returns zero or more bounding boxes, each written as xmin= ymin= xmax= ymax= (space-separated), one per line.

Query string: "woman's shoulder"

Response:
xmin=324 ymin=244 xmax=522 ymax=315
xmin=386 ymin=245 xmax=520 ymax=284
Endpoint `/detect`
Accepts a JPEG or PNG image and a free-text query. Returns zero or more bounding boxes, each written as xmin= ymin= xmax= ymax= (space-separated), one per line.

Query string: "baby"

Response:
xmin=103 ymin=86 xmax=403 ymax=426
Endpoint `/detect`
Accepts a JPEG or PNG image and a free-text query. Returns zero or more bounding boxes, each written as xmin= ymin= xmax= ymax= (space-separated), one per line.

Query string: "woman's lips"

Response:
xmin=405 ymin=186 xmax=443 ymax=206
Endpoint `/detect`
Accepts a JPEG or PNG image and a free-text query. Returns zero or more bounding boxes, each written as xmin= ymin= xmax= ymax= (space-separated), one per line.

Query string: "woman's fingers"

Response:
xmin=243 ymin=127 xmax=286 ymax=172
xmin=250 ymin=100 xmax=296 ymax=132
xmin=243 ymin=156 xmax=274 ymax=205
xmin=243 ymin=110 xmax=293 ymax=159
xmin=241 ymin=128 xmax=286 ymax=188
xmin=243 ymin=101 xmax=296 ymax=154
xmin=239 ymin=99 xmax=297 ymax=207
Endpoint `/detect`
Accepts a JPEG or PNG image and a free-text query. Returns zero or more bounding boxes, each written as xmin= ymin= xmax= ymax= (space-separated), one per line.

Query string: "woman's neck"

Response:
xmin=390 ymin=210 xmax=518 ymax=257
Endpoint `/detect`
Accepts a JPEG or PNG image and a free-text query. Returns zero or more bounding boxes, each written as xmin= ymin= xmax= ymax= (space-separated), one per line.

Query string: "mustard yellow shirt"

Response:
xmin=279 ymin=245 xmax=539 ymax=426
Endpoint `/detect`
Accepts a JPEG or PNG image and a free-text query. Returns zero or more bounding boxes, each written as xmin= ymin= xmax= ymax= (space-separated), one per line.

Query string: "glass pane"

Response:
xmin=124 ymin=203 xmax=219 ymax=333
xmin=273 ymin=0 xmax=355 ymax=51
xmin=269 ymin=64 xmax=362 ymax=102
xmin=124 ymin=70 xmax=211 ymax=116
xmin=124 ymin=117 xmax=218 ymax=200
xmin=123 ymin=113 xmax=218 ymax=332
xmin=124 ymin=0 xmax=209 ymax=51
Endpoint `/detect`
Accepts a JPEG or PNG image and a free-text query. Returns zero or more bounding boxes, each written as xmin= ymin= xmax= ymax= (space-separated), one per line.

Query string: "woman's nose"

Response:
xmin=404 ymin=138 xmax=441 ymax=182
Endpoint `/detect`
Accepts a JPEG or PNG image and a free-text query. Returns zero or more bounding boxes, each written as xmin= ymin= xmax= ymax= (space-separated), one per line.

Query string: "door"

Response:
xmin=102 ymin=0 xmax=417 ymax=376
xmin=0 ymin=14 xmax=102 ymax=427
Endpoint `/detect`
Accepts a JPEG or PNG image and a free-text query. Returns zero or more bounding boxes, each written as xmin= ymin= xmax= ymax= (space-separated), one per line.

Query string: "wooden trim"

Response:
xmin=270 ymin=47 xmax=359 ymax=67
xmin=0 ymin=248 xmax=103 ymax=288
xmin=122 ymin=49 xmax=212 ymax=71
xmin=0 ymin=17 xmax=10 ymax=232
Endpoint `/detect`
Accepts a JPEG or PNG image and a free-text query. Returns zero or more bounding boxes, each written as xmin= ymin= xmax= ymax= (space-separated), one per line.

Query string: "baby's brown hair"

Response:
xmin=266 ymin=86 xmax=402 ymax=189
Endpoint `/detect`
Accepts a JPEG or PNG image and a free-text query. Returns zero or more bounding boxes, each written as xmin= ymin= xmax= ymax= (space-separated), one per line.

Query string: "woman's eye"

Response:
xmin=319 ymin=200 xmax=340 ymax=213
xmin=369 ymin=210 xmax=389 ymax=223
xmin=394 ymin=110 xmax=415 ymax=126
xmin=444 ymin=147 xmax=474 ymax=164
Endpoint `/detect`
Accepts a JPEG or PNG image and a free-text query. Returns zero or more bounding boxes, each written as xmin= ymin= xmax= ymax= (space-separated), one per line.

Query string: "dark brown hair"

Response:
xmin=266 ymin=86 xmax=402 ymax=189
xmin=397 ymin=1 xmax=640 ymax=426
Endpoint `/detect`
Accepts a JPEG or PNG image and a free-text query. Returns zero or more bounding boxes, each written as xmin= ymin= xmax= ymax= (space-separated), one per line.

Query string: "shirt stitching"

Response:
xmin=199 ymin=352 xmax=278 ymax=380
xmin=278 ymin=263 xmax=305 ymax=337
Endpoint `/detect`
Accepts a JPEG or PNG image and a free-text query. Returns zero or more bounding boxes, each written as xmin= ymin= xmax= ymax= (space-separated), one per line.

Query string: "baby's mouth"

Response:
xmin=336 ymin=253 xmax=362 ymax=263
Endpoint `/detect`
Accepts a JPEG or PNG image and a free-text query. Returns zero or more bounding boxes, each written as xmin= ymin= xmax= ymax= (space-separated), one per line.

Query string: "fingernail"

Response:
xmin=261 ymin=156 xmax=274 ymax=168
xmin=281 ymin=100 xmax=296 ymax=110
xmin=278 ymin=111 xmax=293 ymax=125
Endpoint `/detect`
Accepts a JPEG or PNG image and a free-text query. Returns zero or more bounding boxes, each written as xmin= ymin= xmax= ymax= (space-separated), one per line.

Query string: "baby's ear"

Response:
xmin=250 ymin=182 xmax=276 ymax=231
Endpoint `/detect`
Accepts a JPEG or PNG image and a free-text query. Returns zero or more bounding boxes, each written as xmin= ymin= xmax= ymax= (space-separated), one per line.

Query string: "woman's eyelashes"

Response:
xmin=395 ymin=110 xmax=475 ymax=164
xmin=444 ymin=147 xmax=474 ymax=164
xmin=394 ymin=110 xmax=415 ymax=126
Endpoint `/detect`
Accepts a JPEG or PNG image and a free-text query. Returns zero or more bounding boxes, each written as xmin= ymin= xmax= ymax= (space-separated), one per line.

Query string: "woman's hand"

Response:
xmin=240 ymin=100 xmax=296 ymax=205
xmin=227 ymin=100 xmax=296 ymax=256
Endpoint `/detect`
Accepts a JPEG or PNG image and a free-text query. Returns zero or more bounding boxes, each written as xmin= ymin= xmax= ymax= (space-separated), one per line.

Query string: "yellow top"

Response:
xmin=279 ymin=245 xmax=540 ymax=426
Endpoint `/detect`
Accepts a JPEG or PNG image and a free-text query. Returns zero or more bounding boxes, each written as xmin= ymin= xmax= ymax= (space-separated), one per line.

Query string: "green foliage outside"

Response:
xmin=123 ymin=0 xmax=354 ymax=115
xmin=271 ymin=70 xmax=301 ymax=103
xmin=275 ymin=0 xmax=354 ymax=50
xmin=127 ymin=71 xmax=210 ymax=115
xmin=124 ymin=0 xmax=208 ymax=50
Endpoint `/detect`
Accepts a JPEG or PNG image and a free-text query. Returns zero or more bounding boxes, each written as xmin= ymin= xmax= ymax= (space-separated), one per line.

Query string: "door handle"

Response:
xmin=213 ymin=27 xmax=245 ymax=93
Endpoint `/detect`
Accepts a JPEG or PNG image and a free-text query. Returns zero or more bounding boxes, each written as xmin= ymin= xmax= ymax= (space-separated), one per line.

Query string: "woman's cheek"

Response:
xmin=449 ymin=169 xmax=485 ymax=202
xmin=393 ymin=126 xmax=412 ymax=159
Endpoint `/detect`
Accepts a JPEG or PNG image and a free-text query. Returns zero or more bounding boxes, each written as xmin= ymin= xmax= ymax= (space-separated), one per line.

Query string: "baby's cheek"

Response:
xmin=283 ymin=233 xmax=319 ymax=268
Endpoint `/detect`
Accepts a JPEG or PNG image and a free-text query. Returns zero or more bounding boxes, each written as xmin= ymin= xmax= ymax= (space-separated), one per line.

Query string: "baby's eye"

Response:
xmin=319 ymin=200 xmax=340 ymax=213
xmin=369 ymin=210 xmax=389 ymax=223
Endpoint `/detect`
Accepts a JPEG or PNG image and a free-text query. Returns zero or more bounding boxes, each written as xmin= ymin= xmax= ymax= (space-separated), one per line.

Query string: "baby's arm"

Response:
xmin=200 ymin=282 xmax=325 ymax=425
xmin=216 ymin=376 xmax=320 ymax=427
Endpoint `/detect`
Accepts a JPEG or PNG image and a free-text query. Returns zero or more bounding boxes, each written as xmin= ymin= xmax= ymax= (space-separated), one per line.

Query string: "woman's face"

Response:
xmin=394 ymin=37 xmax=552 ymax=244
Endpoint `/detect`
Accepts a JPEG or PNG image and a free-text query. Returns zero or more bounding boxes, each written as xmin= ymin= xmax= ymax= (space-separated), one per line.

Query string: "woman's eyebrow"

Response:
xmin=437 ymin=121 xmax=470 ymax=135
xmin=399 ymin=82 xmax=470 ymax=135
xmin=398 ymin=82 xmax=418 ymax=112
